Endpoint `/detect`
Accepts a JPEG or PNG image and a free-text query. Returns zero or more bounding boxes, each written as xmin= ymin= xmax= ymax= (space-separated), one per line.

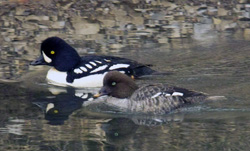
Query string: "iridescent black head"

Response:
xmin=31 ymin=37 xmax=81 ymax=71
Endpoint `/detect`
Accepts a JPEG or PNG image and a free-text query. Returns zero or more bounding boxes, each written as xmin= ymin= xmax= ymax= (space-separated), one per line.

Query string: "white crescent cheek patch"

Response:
xmin=42 ymin=51 xmax=52 ymax=63
xmin=46 ymin=103 xmax=54 ymax=113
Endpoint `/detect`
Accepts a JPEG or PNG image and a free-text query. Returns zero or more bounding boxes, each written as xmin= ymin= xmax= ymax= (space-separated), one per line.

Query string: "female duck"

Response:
xmin=94 ymin=71 xmax=215 ymax=115
xmin=30 ymin=37 xmax=156 ymax=87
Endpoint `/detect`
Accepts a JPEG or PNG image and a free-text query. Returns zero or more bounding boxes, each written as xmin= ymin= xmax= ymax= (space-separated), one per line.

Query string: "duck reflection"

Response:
xmin=101 ymin=118 xmax=139 ymax=144
xmin=100 ymin=114 xmax=183 ymax=146
xmin=33 ymin=86 xmax=96 ymax=125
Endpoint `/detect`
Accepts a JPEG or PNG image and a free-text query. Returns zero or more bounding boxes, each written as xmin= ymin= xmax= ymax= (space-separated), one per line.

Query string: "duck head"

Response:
xmin=95 ymin=71 xmax=139 ymax=99
xmin=30 ymin=37 xmax=81 ymax=71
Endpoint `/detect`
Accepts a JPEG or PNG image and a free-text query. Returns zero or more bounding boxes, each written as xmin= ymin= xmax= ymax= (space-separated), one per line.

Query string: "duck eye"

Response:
xmin=111 ymin=81 xmax=116 ymax=86
xmin=50 ymin=50 xmax=55 ymax=55
xmin=54 ymin=109 xmax=58 ymax=114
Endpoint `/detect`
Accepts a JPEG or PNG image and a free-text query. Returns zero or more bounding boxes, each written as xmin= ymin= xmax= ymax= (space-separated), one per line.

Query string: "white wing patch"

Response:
xmin=109 ymin=64 xmax=130 ymax=70
xmin=42 ymin=51 xmax=52 ymax=63
xmin=95 ymin=60 xmax=102 ymax=64
xmin=104 ymin=59 xmax=111 ymax=62
xmin=80 ymin=67 xmax=87 ymax=72
xmin=151 ymin=92 xmax=162 ymax=99
xmin=172 ymin=92 xmax=184 ymax=96
xmin=164 ymin=93 xmax=171 ymax=96
xmin=90 ymin=65 xmax=108 ymax=73
xmin=151 ymin=92 xmax=184 ymax=98
xmin=74 ymin=68 xmax=83 ymax=74
xmin=85 ymin=64 xmax=92 ymax=69
xmin=89 ymin=62 xmax=97 ymax=66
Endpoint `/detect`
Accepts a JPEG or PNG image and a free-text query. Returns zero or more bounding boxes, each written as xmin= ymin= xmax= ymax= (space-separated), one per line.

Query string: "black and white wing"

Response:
xmin=129 ymin=84 xmax=207 ymax=114
xmin=66 ymin=55 xmax=156 ymax=83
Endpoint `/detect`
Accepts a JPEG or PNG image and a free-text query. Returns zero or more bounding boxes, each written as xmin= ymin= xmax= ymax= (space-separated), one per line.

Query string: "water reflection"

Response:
xmin=98 ymin=113 xmax=250 ymax=150
xmin=33 ymin=89 xmax=92 ymax=125
xmin=1 ymin=80 xmax=250 ymax=150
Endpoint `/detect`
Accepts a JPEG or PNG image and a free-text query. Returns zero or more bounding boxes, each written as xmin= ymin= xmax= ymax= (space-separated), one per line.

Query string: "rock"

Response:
xmin=161 ymin=1 xmax=178 ymax=9
xmin=109 ymin=43 xmax=123 ymax=49
xmin=61 ymin=2 xmax=74 ymax=10
xmin=38 ymin=25 xmax=49 ymax=29
xmin=174 ymin=15 xmax=185 ymax=21
xmin=4 ymin=21 xmax=10 ymax=27
xmin=157 ymin=37 xmax=169 ymax=43
xmin=15 ymin=7 xmax=26 ymax=15
xmin=51 ymin=21 xmax=65 ymax=29
xmin=26 ymin=15 xmax=49 ymax=21
xmin=243 ymin=28 xmax=250 ymax=40
xmin=217 ymin=8 xmax=228 ymax=16
xmin=22 ymin=22 xmax=38 ymax=30
xmin=207 ymin=6 xmax=218 ymax=15
xmin=131 ymin=0 xmax=140 ymax=4
xmin=184 ymin=5 xmax=198 ymax=14
xmin=50 ymin=16 xmax=58 ymax=21
xmin=71 ymin=18 xmax=100 ymax=35
xmin=110 ymin=8 xmax=127 ymax=16
xmin=3 ymin=37 xmax=11 ymax=42
xmin=238 ymin=0 xmax=248 ymax=3
xmin=212 ymin=17 xmax=221 ymax=24
xmin=213 ymin=19 xmax=236 ymax=31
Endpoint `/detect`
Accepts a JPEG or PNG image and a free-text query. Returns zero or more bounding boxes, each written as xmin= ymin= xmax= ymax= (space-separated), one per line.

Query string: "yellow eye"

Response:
xmin=50 ymin=50 xmax=55 ymax=55
xmin=54 ymin=109 xmax=58 ymax=114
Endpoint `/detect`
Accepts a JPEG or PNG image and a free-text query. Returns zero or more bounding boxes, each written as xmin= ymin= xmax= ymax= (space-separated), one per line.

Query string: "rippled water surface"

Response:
xmin=0 ymin=0 xmax=250 ymax=150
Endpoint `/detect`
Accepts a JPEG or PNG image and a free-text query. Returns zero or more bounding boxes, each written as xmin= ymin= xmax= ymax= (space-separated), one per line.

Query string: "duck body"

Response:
xmin=45 ymin=54 xmax=154 ymax=87
xmin=94 ymin=71 xmax=208 ymax=115
xmin=31 ymin=37 xmax=156 ymax=88
xmin=98 ymin=84 xmax=207 ymax=114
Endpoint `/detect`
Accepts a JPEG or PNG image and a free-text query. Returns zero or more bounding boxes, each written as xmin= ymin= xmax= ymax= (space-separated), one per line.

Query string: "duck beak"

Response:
xmin=30 ymin=55 xmax=48 ymax=65
xmin=93 ymin=86 xmax=110 ymax=98
xmin=93 ymin=93 xmax=101 ymax=98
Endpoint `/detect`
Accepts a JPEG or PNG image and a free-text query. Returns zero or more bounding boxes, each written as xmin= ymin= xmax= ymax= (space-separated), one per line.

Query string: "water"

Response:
xmin=0 ymin=0 xmax=250 ymax=150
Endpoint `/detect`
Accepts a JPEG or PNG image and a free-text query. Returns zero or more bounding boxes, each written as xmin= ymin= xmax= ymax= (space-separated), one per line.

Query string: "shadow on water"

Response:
xmin=0 ymin=0 xmax=250 ymax=150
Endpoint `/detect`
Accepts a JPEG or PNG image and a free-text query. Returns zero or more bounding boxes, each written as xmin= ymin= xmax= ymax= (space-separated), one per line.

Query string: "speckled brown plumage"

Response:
xmin=129 ymin=84 xmax=206 ymax=114
xmin=96 ymin=71 xmax=207 ymax=114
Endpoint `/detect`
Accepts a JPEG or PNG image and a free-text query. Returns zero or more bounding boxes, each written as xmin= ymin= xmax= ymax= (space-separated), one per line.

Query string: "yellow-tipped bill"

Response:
xmin=93 ymin=93 xmax=101 ymax=98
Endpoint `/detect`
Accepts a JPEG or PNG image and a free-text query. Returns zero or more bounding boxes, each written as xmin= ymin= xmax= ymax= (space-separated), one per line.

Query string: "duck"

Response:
xmin=93 ymin=71 xmax=222 ymax=115
xmin=30 ymin=37 xmax=157 ymax=88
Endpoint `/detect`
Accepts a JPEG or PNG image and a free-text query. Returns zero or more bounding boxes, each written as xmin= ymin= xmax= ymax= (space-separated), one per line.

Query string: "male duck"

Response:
xmin=94 ymin=71 xmax=219 ymax=115
xmin=30 ymin=37 xmax=156 ymax=87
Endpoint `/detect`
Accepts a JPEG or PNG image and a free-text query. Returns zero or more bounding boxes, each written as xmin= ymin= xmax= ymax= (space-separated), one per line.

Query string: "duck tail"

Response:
xmin=133 ymin=65 xmax=172 ymax=78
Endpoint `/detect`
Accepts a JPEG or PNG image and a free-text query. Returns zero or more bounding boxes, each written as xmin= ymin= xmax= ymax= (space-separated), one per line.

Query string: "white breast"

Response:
xmin=46 ymin=68 xmax=106 ymax=87
xmin=104 ymin=97 xmax=129 ymax=109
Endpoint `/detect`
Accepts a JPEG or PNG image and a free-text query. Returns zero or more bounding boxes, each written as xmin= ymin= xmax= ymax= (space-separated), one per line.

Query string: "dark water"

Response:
xmin=1 ymin=0 xmax=250 ymax=150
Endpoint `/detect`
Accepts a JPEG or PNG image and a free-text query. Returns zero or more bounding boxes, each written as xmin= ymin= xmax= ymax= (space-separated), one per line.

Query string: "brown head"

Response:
xmin=95 ymin=71 xmax=139 ymax=99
